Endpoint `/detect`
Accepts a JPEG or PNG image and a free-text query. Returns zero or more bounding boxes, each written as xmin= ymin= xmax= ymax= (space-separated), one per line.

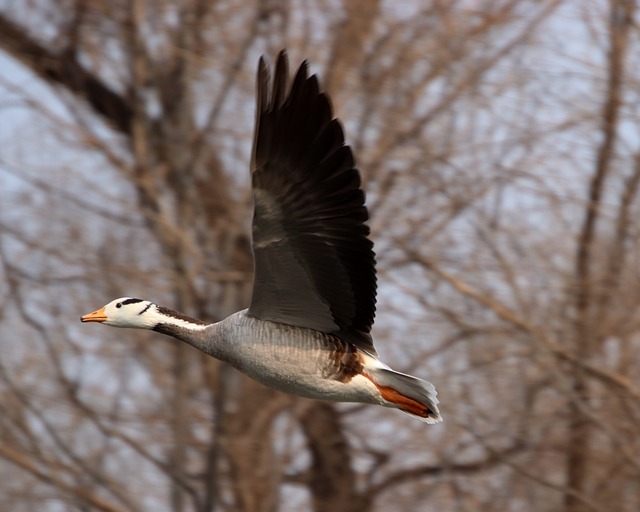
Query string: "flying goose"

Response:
xmin=82 ymin=51 xmax=441 ymax=423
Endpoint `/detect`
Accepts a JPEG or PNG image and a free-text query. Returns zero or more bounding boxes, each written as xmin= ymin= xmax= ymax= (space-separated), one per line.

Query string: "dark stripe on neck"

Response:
xmin=153 ymin=323 xmax=197 ymax=338
xmin=156 ymin=306 xmax=208 ymax=326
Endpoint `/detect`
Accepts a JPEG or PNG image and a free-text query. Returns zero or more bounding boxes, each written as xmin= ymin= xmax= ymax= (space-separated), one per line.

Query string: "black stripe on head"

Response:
xmin=138 ymin=303 xmax=153 ymax=315
xmin=121 ymin=298 xmax=143 ymax=306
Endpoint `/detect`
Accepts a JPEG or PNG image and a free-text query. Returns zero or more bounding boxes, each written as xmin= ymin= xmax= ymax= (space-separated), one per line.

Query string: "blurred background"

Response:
xmin=1 ymin=1 xmax=639 ymax=511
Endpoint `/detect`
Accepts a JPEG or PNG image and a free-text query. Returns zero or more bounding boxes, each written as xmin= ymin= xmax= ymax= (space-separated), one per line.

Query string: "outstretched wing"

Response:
xmin=248 ymin=50 xmax=377 ymax=355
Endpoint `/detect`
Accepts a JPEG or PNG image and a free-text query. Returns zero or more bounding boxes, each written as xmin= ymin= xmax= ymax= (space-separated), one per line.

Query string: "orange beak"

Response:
xmin=81 ymin=307 xmax=107 ymax=323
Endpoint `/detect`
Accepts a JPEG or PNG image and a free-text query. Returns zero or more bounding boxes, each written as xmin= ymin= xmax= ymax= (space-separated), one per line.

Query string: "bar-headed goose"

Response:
xmin=82 ymin=51 xmax=441 ymax=423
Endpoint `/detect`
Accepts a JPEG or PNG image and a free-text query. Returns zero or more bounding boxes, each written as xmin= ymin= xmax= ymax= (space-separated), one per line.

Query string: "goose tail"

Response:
xmin=364 ymin=360 xmax=442 ymax=424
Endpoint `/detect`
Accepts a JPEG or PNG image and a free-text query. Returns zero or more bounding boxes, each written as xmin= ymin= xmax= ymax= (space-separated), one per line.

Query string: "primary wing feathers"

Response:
xmin=248 ymin=50 xmax=377 ymax=354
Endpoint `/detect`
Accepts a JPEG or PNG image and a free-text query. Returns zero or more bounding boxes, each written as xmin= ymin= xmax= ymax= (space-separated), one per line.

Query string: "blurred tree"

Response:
xmin=1 ymin=1 xmax=639 ymax=511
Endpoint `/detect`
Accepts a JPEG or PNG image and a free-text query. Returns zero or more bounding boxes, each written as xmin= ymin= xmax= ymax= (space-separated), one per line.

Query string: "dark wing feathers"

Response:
xmin=248 ymin=50 xmax=377 ymax=354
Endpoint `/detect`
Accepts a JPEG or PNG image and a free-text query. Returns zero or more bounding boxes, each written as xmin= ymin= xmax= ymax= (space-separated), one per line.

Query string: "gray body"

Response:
xmin=184 ymin=311 xmax=383 ymax=405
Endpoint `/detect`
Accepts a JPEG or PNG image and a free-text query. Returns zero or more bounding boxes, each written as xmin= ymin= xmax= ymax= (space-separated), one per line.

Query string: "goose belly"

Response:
xmin=220 ymin=312 xmax=379 ymax=403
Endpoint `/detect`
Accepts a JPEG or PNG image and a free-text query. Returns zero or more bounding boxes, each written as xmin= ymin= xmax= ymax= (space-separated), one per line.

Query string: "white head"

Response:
xmin=81 ymin=297 xmax=159 ymax=329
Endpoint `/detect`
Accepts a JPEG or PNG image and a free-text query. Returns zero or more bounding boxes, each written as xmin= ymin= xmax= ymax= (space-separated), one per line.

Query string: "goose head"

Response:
xmin=81 ymin=297 xmax=157 ymax=329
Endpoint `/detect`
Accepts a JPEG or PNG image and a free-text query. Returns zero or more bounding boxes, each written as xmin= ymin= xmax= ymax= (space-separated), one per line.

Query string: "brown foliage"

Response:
xmin=1 ymin=1 xmax=639 ymax=511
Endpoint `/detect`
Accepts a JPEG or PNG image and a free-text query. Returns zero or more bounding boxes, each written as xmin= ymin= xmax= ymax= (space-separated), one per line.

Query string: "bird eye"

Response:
xmin=116 ymin=302 xmax=122 ymax=309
